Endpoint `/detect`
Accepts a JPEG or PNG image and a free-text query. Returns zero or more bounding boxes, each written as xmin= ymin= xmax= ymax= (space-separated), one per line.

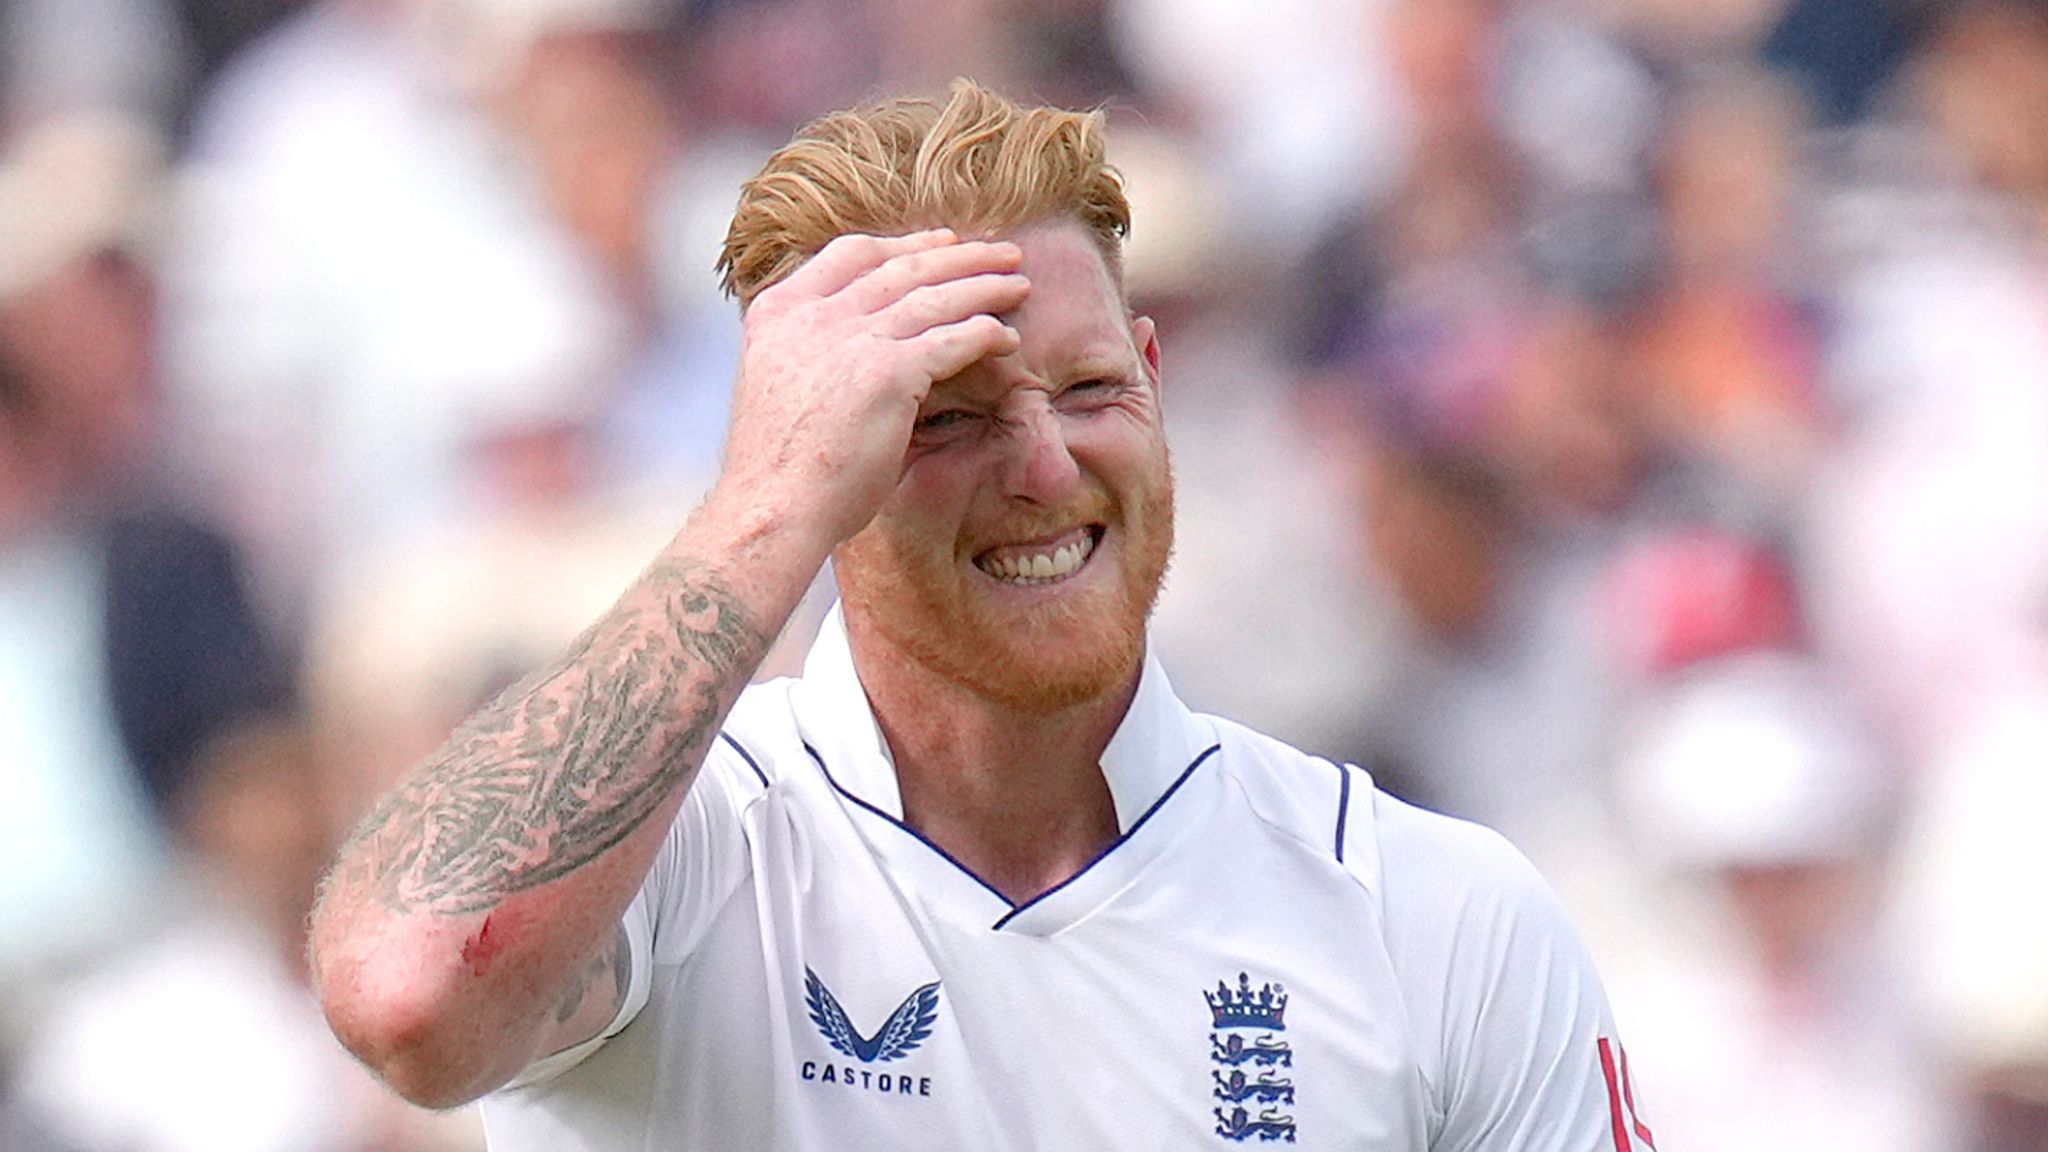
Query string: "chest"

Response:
xmin=653 ymin=778 xmax=1433 ymax=1150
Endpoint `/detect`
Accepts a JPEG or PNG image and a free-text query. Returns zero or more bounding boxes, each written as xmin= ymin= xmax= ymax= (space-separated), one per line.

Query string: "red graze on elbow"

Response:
xmin=461 ymin=913 xmax=504 ymax=976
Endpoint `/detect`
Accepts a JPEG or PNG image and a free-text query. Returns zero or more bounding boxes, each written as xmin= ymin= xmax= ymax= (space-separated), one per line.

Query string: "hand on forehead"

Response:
xmin=923 ymin=222 xmax=1135 ymax=400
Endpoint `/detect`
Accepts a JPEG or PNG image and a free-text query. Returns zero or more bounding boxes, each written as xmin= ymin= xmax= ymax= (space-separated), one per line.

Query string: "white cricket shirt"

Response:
xmin=479 ymin=610 xmax=1656 ymax=1150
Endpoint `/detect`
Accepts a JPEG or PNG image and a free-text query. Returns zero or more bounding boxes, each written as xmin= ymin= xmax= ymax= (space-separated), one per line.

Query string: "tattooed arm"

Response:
xmin=308 ymin=230 xmax=1027 ymax=1107
xmin=309 ymin=520 xmax=798 ymax=1107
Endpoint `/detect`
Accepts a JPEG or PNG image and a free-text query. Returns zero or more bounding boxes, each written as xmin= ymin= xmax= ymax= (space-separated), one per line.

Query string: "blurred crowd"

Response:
xmin=3 ymin=0 xmax=2046 ymax=1148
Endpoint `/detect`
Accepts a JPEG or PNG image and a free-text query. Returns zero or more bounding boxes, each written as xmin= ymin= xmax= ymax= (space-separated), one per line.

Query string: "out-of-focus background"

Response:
xmin=3 ymin=0 xmax=2046 ymax=1147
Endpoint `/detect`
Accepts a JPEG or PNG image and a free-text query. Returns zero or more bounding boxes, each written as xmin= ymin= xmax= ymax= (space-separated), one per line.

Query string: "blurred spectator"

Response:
xmin=1606 ymin=648 xmax=1937 ymax=1152
xmin=1893 ymin=675 xmax=2048 ymax=1152
xmin=271 ymin=0 xmax=826 ymax=818
xmin=1845 ymin=12 xmax=2048 ymax=1064
xmin=0 ymin=110 xmax=287 ymax=984
xmin=1637 ymin=5 xmax=2048 ymax=1146
xmin=1127 ymin=124 xmax=1399 ymax=763
xmin=477 ymin=0 xmax=744 ymax=499
xmin=302 ymin=401 xmax=701 ymax=818
xmin=1288 ymin=114 xmax=1652 ymax=838
xmin=1583 ymin=531 xmax=1940 ymax=1152
xmin=165 ymin=0 xmax=628 ymax=621
xmin=1629 ymin=67 xmax=1827 ymax=507
xmin=1112 ymin=0 xmax=1407 ymax=261
xmin=1806 ymin=0 xmax=2048 ymax=761
xmin=12 ymin=721 xmax=481 ymax=1152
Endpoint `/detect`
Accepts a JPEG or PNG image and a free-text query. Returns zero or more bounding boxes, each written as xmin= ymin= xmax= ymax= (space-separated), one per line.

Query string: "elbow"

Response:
xmin=311 ymin=927 xmax=512 ymax=1108
xmin=319 ymin=972 xmax=507 ymax=1108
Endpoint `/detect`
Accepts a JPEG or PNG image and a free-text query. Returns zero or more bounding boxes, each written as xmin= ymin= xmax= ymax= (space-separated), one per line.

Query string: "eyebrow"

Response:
xmin=1040 ymin=337 xmax=1137 ymax=385
xmin=925 ymin=346 xmax=1133 ymax=406
xmin=1061 ymin=354 xmax=1133 ymax=382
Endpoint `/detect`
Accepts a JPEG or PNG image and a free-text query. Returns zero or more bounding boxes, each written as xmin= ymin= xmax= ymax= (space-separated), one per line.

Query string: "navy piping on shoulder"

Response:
xmin=802 ymin=742 xmax=1013 ymax=906
xmin=990 ymin=742 xmax=1222 ymax=931
xmin=720 ymin=733 xmax=771 ymax=791
xmin=1333 ymin=760 xmax=1356 ymax=863
xmin=802 ymin=740 xmax=1224 ymax=930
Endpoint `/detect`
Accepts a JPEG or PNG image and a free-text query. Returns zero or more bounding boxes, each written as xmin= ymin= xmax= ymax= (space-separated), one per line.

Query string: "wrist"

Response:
xmin=682 ymin=485 xmax=838 ymax=609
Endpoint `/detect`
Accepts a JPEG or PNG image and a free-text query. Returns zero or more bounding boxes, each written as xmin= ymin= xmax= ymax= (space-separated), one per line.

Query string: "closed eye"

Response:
xmin=915 ymin=409 xmax=980 ymax=433
xmin=1054 ymin=377 xmax=1125 ymax=412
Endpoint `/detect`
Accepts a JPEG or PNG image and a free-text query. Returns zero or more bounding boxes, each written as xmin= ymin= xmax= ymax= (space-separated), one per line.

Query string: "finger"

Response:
xmin=842 ymin=240 xmax=1024 ymax=313
xmin=905 ymin=313 xmax=1022 ymax=384
xmin=882 ymin=273 xmax=1032 ymax=339
xmin=775 ymin=229 xmax=958 ymax=302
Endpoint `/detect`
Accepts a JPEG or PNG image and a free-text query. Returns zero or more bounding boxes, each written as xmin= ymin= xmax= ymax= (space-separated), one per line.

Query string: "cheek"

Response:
xmin=888 ymin=454 xmax=992 ymax=539
xmin=1067 ymin=417 xmax=1166 ymax=494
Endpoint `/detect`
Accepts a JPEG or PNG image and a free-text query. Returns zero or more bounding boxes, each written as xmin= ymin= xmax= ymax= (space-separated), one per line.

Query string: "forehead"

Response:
xmin=1007 ymin=220 xmax=1126 ymax=341
xmin=940 ymin=221 xmax=1130 ymax=397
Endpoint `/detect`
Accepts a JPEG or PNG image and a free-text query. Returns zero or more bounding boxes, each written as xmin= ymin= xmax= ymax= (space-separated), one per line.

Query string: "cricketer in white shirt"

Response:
xmin=478 ymin=609 xmax=1656 ymax=1151
xmin=310 ymin=81 xmax=1654 ymax=1152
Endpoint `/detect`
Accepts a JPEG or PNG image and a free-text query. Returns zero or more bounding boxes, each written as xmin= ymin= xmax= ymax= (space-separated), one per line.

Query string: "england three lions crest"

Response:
xmin=1207 ymin=974 xmax=1296 ymax=1143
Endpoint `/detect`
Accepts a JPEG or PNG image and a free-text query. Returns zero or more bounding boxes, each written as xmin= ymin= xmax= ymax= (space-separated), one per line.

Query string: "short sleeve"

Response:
xmin=500 ymin=734 xmax=763 ymax=1088
xmin=502 ymin=885 xmax=656 ymax=1089
xmin=1374 ymin=794 xmax=1655 ymax=1152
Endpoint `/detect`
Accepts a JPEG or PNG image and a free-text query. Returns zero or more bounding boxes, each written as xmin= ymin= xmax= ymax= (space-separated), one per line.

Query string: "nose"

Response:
xmin=996 ymin=396 xmax=1081 ymax=504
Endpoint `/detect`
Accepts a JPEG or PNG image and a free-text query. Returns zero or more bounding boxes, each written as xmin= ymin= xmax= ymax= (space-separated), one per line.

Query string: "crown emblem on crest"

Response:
xmin=1206 ymin=972 xmax=1288 ymax=1031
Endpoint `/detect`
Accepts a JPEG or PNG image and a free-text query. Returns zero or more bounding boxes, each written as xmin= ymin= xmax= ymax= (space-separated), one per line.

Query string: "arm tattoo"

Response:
xmin=554 ymin=926 xmax=632 ymax=1027
xmin=334 ymin=557 xmax=765 ymax=915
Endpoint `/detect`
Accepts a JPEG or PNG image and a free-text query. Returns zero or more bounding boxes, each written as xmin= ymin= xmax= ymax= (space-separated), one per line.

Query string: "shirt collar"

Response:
xmin=790 ymin=603 xmax=1208 ymax=831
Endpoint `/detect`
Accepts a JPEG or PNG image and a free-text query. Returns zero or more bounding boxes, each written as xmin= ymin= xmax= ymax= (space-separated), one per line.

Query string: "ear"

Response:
xmin=1132 ymin=315 xmax=1163 ymax=396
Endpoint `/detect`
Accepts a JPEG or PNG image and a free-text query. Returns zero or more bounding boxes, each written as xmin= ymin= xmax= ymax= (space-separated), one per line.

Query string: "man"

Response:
xmin=311 ymin=81 xmax=1656 ymax=1150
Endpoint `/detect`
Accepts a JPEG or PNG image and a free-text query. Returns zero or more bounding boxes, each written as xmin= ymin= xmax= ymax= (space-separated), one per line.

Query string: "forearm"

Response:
xmin=310 ymin=497 xmax=820 ymax=1105
xmin=310 ymin=227 xmax=1026 ymax=1106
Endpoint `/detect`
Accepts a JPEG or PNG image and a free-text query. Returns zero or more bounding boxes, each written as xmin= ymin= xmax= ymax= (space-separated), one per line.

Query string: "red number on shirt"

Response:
xmin=1597 ymin=1037 xmax=1657 ymax=1151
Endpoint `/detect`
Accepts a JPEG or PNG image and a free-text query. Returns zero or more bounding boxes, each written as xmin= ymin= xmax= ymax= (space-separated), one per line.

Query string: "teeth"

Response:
xmin=978 ymin=533 xmax=1095 ymax=584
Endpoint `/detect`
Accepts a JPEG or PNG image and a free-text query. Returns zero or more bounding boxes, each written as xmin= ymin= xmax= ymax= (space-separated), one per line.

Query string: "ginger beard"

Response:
xmin=835 ymin=447 xmax=1174 ymax=715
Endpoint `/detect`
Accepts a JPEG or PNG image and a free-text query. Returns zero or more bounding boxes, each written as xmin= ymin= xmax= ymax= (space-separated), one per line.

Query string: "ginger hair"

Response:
xmin=717 ymin=79 xmax=1130 ymax=308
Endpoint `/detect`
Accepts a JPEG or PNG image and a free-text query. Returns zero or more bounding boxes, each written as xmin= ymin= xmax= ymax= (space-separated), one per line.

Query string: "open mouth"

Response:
xmin=972 ymin=525 xmax=1104 ymax=585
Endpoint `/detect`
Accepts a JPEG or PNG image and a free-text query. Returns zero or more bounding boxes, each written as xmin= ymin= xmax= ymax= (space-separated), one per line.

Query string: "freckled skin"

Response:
xmin=830 ymin=223 xmax=1174 ymax=903
xmin=309 ymin=224 xmax=1168 ymax=1103
xmin=836 ymin=221 xmax=1174 ymax=713
xmin=310 ymin=228 xmax=1036 ymax=1106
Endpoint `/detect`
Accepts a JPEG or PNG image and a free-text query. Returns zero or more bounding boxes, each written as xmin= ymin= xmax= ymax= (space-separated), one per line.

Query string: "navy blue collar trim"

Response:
xmin=802 ymin=742 xmax=1013 ymax=907
xmin=1333 ymin=761 xmax=1356 ymax=863
xmin=991 ymin=743 xmax=1221 ymax=930
xmin=803 ymin=740 xmax=1224 ymax=931
xmin=721 ymin=733 xmax=772 ymax=791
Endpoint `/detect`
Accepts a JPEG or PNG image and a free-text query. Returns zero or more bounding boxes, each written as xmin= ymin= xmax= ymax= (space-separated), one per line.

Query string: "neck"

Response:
xmin=848 ymin=625 xmax=1138 ymax=906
